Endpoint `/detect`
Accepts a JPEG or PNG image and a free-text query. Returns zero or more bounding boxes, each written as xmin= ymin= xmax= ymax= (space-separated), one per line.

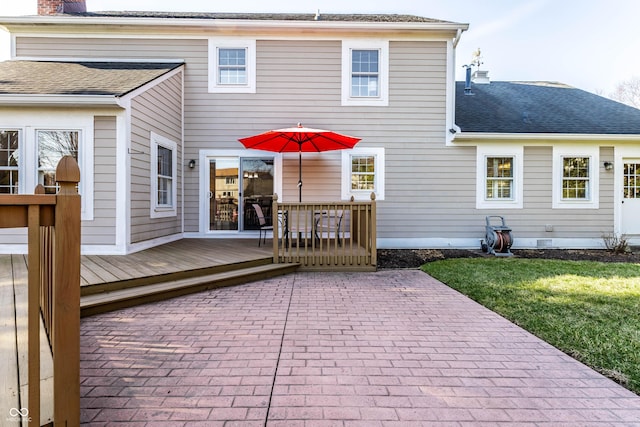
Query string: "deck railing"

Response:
xmin=0 ymin=156 xmax=81 ymax=426
xmin=272 ymin=194 xmax=377 ymax=271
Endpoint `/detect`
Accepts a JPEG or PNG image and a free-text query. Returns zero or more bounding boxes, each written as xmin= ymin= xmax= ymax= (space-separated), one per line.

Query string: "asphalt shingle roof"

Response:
xmin=455 ymin=80 xmax=640 ymax=134
xmin=72 ymin=12 xmax=450 ymax=23
xmin=0 ymin=61 xmax=183 ymax=96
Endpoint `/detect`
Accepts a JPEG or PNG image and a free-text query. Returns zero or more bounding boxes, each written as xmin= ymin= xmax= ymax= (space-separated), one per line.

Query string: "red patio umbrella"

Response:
xmin=239 ymin=123 xmax=361 ymax=202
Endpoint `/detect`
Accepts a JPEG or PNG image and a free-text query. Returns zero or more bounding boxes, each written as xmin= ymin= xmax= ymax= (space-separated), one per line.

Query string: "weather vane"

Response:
xmin=471 ymin=48 xmax=483 ymax=69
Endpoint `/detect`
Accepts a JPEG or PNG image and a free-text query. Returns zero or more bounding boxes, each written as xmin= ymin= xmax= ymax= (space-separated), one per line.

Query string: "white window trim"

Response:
xmin=150 ymin=132 xmax=178 ymax=218
xmin=341 ymin=147 xmax=385 ymax=201
xmin=208 ymin=38 xmax=256 ymax=93
xmin=476 ymin=145 xmax=523 ymax=209
xmin=341 ymin=40 xmax=389 ymax=107
xmin=1 ymin=114 xmax=94 ymax=221
xmin=552 ymin=145 xmax=599 ymax=209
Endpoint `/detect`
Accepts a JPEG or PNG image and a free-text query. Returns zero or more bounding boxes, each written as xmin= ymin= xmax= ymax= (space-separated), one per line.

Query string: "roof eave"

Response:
xmin=453 ymin=132 xmax=640 ymax=143
xmin=0 ymin=15 xmax=469 ymax=33
xmin=0 ymin=94 xmax=123 ymax=107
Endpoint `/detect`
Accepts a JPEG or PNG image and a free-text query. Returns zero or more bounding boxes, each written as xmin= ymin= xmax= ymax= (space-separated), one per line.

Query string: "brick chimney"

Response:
xmin=38 ymin=0 xmax=87 ymax=15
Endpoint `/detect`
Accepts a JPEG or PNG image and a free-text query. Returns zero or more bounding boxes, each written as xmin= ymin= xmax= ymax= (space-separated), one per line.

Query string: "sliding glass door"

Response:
xmin=207 ymin=156 xmax=274 ymax=232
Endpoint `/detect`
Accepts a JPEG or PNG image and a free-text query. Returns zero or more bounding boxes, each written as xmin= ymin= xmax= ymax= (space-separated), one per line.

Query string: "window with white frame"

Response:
xmin=341 ymin=147 xmax=385 ymax=200
xmin=486 ymin=157 xmax=514 ymax=199
xmin=552 ymin=146 xmax=599 ymax=209
xmin=1 ymin=113 xmax=94 ymax=220
xmin=208 ymin=39 xmax=256 ymax=93
xmin=476 ymin=146 xmax=523 ymax=209
xmin=561 ymin=157 xmax=590 ymax=199
xmin=150 ymin=132 xmax=178 ymax=218
xmin=342 ymin=40 xmax=389 ymax=106
xmin=0 ymin=130 xmax=19 ymax=194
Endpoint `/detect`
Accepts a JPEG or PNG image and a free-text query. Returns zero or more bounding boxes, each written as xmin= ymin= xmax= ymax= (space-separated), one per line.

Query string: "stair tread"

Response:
xmin=81 ymin=263 xmax=297 ymax=308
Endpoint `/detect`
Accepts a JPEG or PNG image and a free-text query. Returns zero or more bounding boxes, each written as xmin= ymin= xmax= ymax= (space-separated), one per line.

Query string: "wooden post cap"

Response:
xmin=55 ymin=156 xmax=80 ymax=184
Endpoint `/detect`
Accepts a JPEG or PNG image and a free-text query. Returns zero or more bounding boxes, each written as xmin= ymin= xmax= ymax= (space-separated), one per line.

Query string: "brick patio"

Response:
xmin=80 ymin=270 xmax=640 ymax=426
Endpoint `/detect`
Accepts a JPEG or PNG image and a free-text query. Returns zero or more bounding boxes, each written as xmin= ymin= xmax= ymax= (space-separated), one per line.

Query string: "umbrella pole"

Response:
xmin=298 ymin=150 xmax=302 ymax=203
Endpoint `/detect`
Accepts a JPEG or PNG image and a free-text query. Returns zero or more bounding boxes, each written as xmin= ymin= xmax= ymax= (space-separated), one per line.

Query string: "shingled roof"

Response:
xmin=455 ymin=81 xmax=640 ymax=134
xmin=0 ymin=61 xmax=183 ymax=96
xmin=70 ymin=11 xmax=451 ymax=23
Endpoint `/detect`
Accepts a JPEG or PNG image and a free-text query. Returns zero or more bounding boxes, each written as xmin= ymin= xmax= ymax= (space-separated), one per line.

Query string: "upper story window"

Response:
xmin=351 ymin=50 xmax=379 ymax=97
xmin=150 ymin=132 xmax=178 ymax=218
xmin=476 ymin=145 xmax=523 ymax=209
xmin=208 ymin=39 xmax=256 ymax=93
xmin=342 ymin=147 xmax=385 ymax=200
xmin=342 ymin=40 xmax=389 ymax=106
xmin=0 ymin=130 xmax=19 ymax=194
xmin=552 ymin=146 xmax=599 ymax=209
xmin=218 ymin=48 xmax=247 ymax=85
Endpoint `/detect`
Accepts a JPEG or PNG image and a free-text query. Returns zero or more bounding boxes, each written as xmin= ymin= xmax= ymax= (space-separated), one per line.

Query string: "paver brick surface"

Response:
xmin=80 ymin=270 xmax=640 ymax=425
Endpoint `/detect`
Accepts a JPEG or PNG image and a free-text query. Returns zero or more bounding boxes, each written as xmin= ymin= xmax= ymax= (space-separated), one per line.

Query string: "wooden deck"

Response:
xmin=80 ymin=238 xmax=273 ymax=287
xmin=1 ymin=254 xmax=54 ymax=426
xmin=2 ymin=238 xmax=277 ymax=425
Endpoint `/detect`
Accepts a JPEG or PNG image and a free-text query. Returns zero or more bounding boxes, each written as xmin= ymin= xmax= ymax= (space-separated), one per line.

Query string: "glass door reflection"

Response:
xmin=241 ymin=158 xmax=274 ymax=231
xmin=209 ymin=158 xmax=239 ymax=231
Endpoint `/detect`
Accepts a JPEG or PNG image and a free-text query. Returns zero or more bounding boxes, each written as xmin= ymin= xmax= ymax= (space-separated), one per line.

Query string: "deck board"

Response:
xmin=13 ymin=254 xmax=54 ymax=426
xmin=0 ymin=255 xmax=20 ymax=423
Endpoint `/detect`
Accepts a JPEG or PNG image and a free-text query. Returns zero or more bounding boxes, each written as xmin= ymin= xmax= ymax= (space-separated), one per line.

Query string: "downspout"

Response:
xmin=453 ymin=28 xmax=463 ymax=48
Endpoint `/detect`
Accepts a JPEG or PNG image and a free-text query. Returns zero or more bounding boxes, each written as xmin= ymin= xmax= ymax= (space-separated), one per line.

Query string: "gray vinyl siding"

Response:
xmin=16 ymin=36 xmax=452 ymax=235
xmin=130 ymin=72 xmax=183 ymax=243
xmin=14 ymin=35 xmax=617 ymax=244
xmin=471 ymin=145 xmax=614 ymax=242
xmin=82 ymin=116 xmax=117 ymax=245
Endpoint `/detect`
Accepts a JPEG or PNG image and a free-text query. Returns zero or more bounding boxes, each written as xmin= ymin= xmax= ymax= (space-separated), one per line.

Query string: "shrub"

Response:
xmin=602 ymin=232 xmax=630 ymax=254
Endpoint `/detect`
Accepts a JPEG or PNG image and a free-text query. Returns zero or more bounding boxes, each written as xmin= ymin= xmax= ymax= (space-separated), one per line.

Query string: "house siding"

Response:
xmin=130 ymin=72 xmax=183 ymax=243
xmin=16 ymin=36 xmax=453 ymax=238
xmin=13 ymin=35 xmax=618 ymax=248
xmin=83 ymin=115 xmax=117 ymax=245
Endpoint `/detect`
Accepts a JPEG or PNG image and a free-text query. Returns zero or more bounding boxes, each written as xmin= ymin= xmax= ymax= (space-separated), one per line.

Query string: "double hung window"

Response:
xmin=476 ymin=146 xmax=523 ymax=209
xmin=552 ymin=146 xmax=599 ymax=209
xmin=218 ymin=48 xmax=247 ymax=85
xmin=150 ymin=132 xmax=178 ymax=218
xmin=208 ymin=39 xmax=256 ymax=93
xmin=486 ymin=157 xmax=514 ymax=200
xmin=342 ymin=40 xmax=389 ymax=106
xmin=351 ymin=50 xmax=379 ymax=97
xmin=561 ymin=157 xmax=590 ymax=200
xmin=342 ymin=147 xmax=385 ymax=200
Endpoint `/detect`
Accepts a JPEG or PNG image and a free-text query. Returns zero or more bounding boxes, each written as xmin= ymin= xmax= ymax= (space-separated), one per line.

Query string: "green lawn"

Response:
xmin=421 ymin=258 xmax=640 ymax=395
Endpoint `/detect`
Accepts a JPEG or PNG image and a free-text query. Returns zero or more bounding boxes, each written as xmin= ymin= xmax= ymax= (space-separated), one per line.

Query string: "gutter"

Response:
xmin=453 ymin=28 xmax=464 ymax=48
xmin=452 ymin=132 xmax=640 ymax=143
xmin=0 ymin=94 xmax=123 ymax=107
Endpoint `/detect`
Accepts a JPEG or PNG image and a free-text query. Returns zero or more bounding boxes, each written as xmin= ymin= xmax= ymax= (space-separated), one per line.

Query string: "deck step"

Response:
xmin=81 ymin=257 xmax=274 ymax=297
xmin=80 ymin=262 xmax=299 ymax=317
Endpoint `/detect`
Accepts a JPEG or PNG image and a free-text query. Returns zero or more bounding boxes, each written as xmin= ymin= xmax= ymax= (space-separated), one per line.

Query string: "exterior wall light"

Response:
xmin=603 ymin=161 xmax=613 ymax=171
xmin=188 ymin=159 xmax=196 ymax=169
